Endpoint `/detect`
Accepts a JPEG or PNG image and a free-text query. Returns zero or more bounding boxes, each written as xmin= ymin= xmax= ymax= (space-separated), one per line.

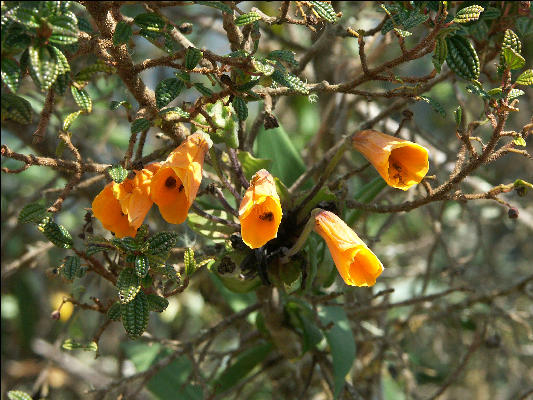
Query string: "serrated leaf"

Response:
xmin=108 ymin=164 xmax=128 ymax=183
xmin=193 ymin=82 xmax=213 ymax=96
xmin=174 ymin=70 xmax=191 ymax=82
xmin=419 ymin=96 xmax=446 ymax=118
xmin=1 ymin=93 xmax=33 ymax=124
xmin=70 ymin=86 xmax=92 ymax=112
xmin=515 ymin=69 xmax=533 ymax=86
xmin=10 ymin=7 xmax=39 ymax=27
xmin=159 ymin=106 xmax=190 ymax=119
xmin=113 ymin=237 xmax=140 ymax=253
xmin=7 ymin=390 xmax=32 ymax=400
xmin=29 ymin=45 xmax=60 ymax=92
xmin=507 ymin=89 xmax=524 ymax=101
xmin=48 ymin=14 xmax=78 ymax=44
xmin=513 ymin=136 xmax=526 ymax=146
xmin=18 ymin=202 xmax=48 ymax=223
xmin=147 ymin=232 xmax=178 ymax=256
xmin=309 ymin=1 xmax=338 ymax=23
xmin=117 ymin=268 xmax=141 ymax=304
xmin=113 ymin=20 xmax=132 ymax=46
xmin=53 ymin=72 xmax=70 ymax=95
xmin=266 ymin=50 xmax=298 ymax=67
xmin=155 ymin=78 xmax=184 ymax=108
xmin=62 ymin=339 xmax=98 ymax=351
xmin=232 ymin=96 xmax=248 ymax=121
xmin=50 ymin=46 xmax=70 ymax=74
xmin=402 ymin=12 xmax=428 ymax=29
xmin=466 ymin=84 xmax=489 ymax=100
xmin=271 ymin=70 xmax=309 ymax=94
xmin=184 ymin=248 xmax=196 ymax=276
xmin=61 ymin=255 xmax=83 ymax=280
xmin=131 ymin=118 xmax=150 ymax=134
xmin=432 ymin=36 xmax=447 ymax=73
xmin=110 ymin=100 xmax=132 ymax=110
xmin=146 ymin=294 xmax=169 ymax=312
xmin=135 ymin=255 xmax=150 ymax=278
xmin=445 ymin=35 xmax=480 ymax=80
xmin=234 ymin=12 xmax=262 ymax=26
xmin=393 ymin=27 xmax=411 ymax=37
xmin=107 ymin=302 xmax=122 ymax=320
xmin=185 ymin=47 xmax=203 ymax=70
xmin=454 ymin=5 xmax=484 ymax=23
xmin=63 ymin=110 xmax=82 ymax=130
xmin=502 ymin=29 xmax=522 ymax=54
xmin=251 ymin=57 xmax=275 ymax=76
xmin=134 ymin=13 xmax=165 ymax=31
xmin=1 ymin=58 xmax=21 ymax=93
xmin=502 ymin=47 xmax=525 ymax=70
xmin=195 ymin=1 xmax=232 ymax=13
xmin=38 ymin=217 xmax=73 ymax=249
xmin=121 ymin=290 xmax=149 ymax=339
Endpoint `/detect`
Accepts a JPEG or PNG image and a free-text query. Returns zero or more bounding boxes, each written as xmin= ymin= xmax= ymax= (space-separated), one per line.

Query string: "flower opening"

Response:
xmin=352 ymin=129 xmax=429 ymax=190
xmin=150 ymin=132 xmax=212 ymax=224
xmin=314 ymin=210 xmax=383 ymax=287
xmin=239 ymin=169 xmax=282 ymax=249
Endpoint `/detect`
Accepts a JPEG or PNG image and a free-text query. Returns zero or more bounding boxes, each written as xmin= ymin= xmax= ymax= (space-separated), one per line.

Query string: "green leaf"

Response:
xmin=515 ymin=17 xmax=533 ymax=38
xmin=38 ymin=217 xmax=73 ymax=249
xmin=134 ymin=13 xmax=165 ymax=32
xmin=515 ymin=69 xmax=533 ymax=86
xmin=454 ymin=5 xmax=484 ymax=23
xmin=1 ymin=93 xmax=33 ymax=124
xmin=117 ymin=268 xmax=141 ymax=304
xmin=78 ymin=16 xmax=94 ymax=33
xmin=213 ymin=342 xmax=273 ymax=394
xmin=286 ymin=301 xmax=323 ymax=352
xmin=28 ymin=45 xmax=60 ymax=92
xmin=513 ymin=136 xmax=526 ymax=147
xmin=256 ymin=124 xmax=306 ymax=186
xmin=70 ymin=86 xmax=92 ymax=112
xmin=1 ymin=58 xmax=21 ymax=93
xmin=146 ymin=294 xmax=169 ymax=312
xmin=155 ymin=78 xmax=184 ymax=108
xmin=480 ymin=7 xmax=500 ymax=20
xmin=346 ymin=177 xmax=387 ymax=225
xmin=113 ymin=20 xmax=132 ymax=46
xmin=193 ymin=82 xmax=213 ymax=96
xmin=507 ymin=89 xmax=524 ymax=101
xmin=108 ymin=164 xmax=128 ymax=183
xmin=18 ymin=201 xmax=49 ymax=223
xmin=309 ymin=1 xmax=338 ymax=23
xmin=418 ymin=95 xmax=446 ymax=117
xmin=234 ymin=11 xmax=262 ymax=26
xmin=195 ymin=1 xmax=232 ymax=13
xmin=134 ymin=255 xmax=150 ymax=278
xmin=131 ymin=118 xmax=150 ymax=134
xmin=110 ymin=100 xmax=132 ymax=110
xmin=454 ymin=106 xmax=462 ymax=126
xmin=159 ymin=106 xmax=190 ymax=119
xmin=63 ymin=110 xmax=82 ymax=130
xmin=184 ymin=248 xmax=196 ymax=276
xmin=237 ymin=151 xmax=272 ymax=180
xmin=251 ymin=57 xmax=275 ymax=76
xmin=266 ymin=50 xmax=298 ymax=67
xmin=318 ymin=306 xmax=356 ymax=400
xmin=121 ymin=291 xmax=149 ymax=339
xmin=271 ymin=70 xmax=309 ymax=94
xmin=187 ymin=210 xmax=236 ymax=243
xmin=393 ymin=28 xmax=412 ymax=37
xmin=432 ymin=36 xmax=447 ymax=73
xmin=61 ymin=255 xmax=84 ymax=280
xmin=147 ymin=232 xmax=179 ymax=256
xmin=7 ymin=390 xmax=32 ymax=400
xmin=445 ymin=35 xmax=480 ymax=80
xmin=113 ymin=237 xmax=140 ymax=253
xmin=185 ymin=47 xmax=203 ymax=70
xmin=49 ymin=14 xmax=79 ymax=44
xmin=53 ymin=72 xmax=70 ymax=95
xmin=502 ymin=47 xmax=525 ymax=70
xmin=502 ymin=29 xmax=522 ymax=55
xmin=75 ymin=60 xmax=115 ymax=82
xmin=50 ymin=46 xmax=70 ymax=75
xmin=10 ymin=7 xmax=40 ymax=27
xmin=232 ymin=96 xmax=248 ymax=121
xmin=62 ymin=339 xmax=98 ymax=351
xmin=107 ymin=302 xmax=122 ymax=321
xmin=175 ymin=70 xmax=191 ymax=82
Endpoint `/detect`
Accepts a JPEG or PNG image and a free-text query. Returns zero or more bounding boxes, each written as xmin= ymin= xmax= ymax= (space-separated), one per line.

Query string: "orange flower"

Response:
xmin=314 ymin=210 xmax=383 ymax=287
xmin=92 ymin=163 xmax=160 ymax=238
xmin=352 ymin=129 xmax=429 ymax=190
xmin=239 ymin=169 xmax=282 ymax=249
xmin=150 ymin=132 xmax=212 ymax=224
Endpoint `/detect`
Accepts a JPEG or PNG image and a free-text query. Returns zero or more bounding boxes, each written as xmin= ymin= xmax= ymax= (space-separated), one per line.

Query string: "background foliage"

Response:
xmin=1 ymin=1 xmax=532 ymax=399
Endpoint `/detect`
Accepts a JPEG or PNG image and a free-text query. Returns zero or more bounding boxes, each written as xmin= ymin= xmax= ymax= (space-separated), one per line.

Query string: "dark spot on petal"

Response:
xmin=178 ymin=184 xmax=184 ymax=192
xmin=259 ymin=212 xmax=273 ymax=221
xmin=165 ymin=177 xmax=177 ymax=188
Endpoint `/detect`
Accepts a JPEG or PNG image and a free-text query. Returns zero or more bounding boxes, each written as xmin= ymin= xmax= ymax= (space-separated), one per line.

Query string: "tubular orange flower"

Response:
xmin=352 ymin=129 xmax=429 ymax=190
xmin=92 ymin=163 xmax=160 ymax=238
xmin=150 ymin=132 xmax=212 ymax=224
xmin=314 ymin=210 xmax=383 ymax=287
xmin=239 ymin=169 xmax=282 ymax=249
